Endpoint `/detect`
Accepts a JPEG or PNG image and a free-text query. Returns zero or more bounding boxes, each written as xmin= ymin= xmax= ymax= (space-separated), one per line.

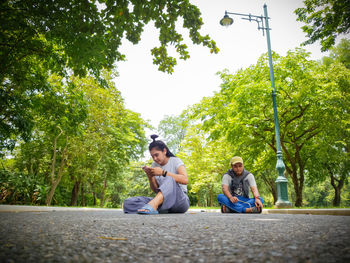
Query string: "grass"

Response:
xmin=3 ymin=204 xmax=349 ymax=210
xmin=189 ymin=205 xmax=350 ymax=210
xmin=189 ymin=206 xmax=220 ymax=210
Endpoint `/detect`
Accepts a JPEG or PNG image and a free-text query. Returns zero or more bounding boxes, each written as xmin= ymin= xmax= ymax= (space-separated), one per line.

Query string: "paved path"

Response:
xmin=1 ymin=208 xmax=349 ymax=262
xmin=1 ymin=205 xmax=349 ymax=216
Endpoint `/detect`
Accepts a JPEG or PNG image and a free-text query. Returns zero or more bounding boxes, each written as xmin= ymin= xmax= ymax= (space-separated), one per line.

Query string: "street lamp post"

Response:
xmin=220 ymin=4 xmax=292 ymax=208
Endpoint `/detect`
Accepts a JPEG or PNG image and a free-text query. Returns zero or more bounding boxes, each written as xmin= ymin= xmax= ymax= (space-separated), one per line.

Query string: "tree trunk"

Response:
xmin=46 ymin=152 xmax=68 ymax=205
xmin=70 ymin=180 xmax=81 ymax=206
xmin=209 ymin=186 xmax=213 ymax=207
xmin=81 ymin=183 xmax=86 ymax=206
xmin=90 ymin=180 xmax=98 ymax=206
xmin=100 ymin=175 xmax=108 ymax=208
xmin=296 ymin=151 xmax=305 ymax=207
xmin=329 ymin=169 xmax=344 ymax=207
xmin=46 ymin=131 xmax=68 ymax=206
xmin=294 ymin=187 xmax=303 ymax=207
xmin=100 ymin=192 xmax=104 ymax=208
xmin=288 ymin=167 xmax=303 ymax=207
xmin=283 ymin=147 xmax=305 ymax=207
xmin=93 ymin=192 xmax=97 ymax=206
xmin=333 ymin=186 xmax=341 ymax=207
xmin=46 ymin=178 xmax=61 ymax=206
xmin=292 ymin=170 xmax=305 ymax=207
xmin=261 ymin=173 xmax=277 ymax=204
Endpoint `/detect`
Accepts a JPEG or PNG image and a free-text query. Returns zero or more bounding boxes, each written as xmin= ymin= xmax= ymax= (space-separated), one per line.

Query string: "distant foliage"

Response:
xmin=0 ymin=169 xmax=46 ymax=205
xmin=179 ymin=48 xmax=349 ymax=207
xmin=295 ymin=0 xmax=350 ymax=51
xmin=1 ymin=74 xmax=148 ymax=207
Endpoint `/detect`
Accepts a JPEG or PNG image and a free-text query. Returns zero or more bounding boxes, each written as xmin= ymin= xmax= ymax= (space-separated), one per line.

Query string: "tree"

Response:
xmin=177 ymin=124 xmax=231 ymax=206
xmin=45 ymin=128 xmax=69 ymax=205
xmin=1 ymin=72 xmax=148 ymax=206
xmin=3 ymin=73 xmax=88 ymax=206
xmin=66 ymin=73 xmax=148 ymax=207
xmin=157 ymin=115 xmax=188 ymax=155
xmin=1 ymin=0 xmax=219 ymax=151
xmin=249 ymin=150 xmax=278 ymax=205
xmin=295 ymin=0 xmax=350 ymax=51
xmin=308 ymin=39 xmax=350 ymax=206
xmin=306 ymin=60 xmax=350 ymax=206
xmin=306 ymin=138 xmax=349 ymax=206
xmin=0 ymin=58 xmax=49 ymax=152
xmin=322 ymin=38 xmax=350 ymax=69
xmin=35 ymin=75 xmax=87 ymax=206
xmin=188 ymin=48 xmax=349 ymax=207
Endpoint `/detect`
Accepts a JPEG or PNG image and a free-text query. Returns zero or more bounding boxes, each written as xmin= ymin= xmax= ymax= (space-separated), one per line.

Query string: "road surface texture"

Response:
xmin=0 ymin=209 xmax=349 ymax=262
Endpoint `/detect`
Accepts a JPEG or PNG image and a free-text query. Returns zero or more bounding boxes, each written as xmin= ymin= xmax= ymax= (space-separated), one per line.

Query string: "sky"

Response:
xmin=114 ymin=0 xmax=328 ymax=131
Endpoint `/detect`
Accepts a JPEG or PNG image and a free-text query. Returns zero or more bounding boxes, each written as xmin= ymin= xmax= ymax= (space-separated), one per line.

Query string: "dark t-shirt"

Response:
xmin=222 ymin=171 xmax=257 ymax=198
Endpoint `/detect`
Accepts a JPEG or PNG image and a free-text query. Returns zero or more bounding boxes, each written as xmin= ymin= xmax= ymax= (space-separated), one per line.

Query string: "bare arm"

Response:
xmin=148 ymin=174 xmax=159 ymax=193
xmin=149 ymin=165 xmax=188 ymax=185
xmin=251 ymin=186 xmax=263 ymax=208
xmin=222 ymin=184 xmax=238 ymax=203
xmin=143 ymin=167 xmax=159 ymax=192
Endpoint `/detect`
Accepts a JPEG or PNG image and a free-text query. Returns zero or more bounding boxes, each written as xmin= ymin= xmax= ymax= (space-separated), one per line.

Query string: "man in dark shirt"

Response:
xmin=217 ymin=156 xmax=263 ymax=213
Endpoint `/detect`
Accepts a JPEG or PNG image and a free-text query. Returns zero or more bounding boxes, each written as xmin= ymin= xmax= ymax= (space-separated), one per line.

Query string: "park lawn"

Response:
xmin=189 ymin=206 xmax=350 ymax=210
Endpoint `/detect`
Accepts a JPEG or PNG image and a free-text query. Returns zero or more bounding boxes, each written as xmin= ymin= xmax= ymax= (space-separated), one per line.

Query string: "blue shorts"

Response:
xmin=217 ymin=194 xmax=264 ymax=213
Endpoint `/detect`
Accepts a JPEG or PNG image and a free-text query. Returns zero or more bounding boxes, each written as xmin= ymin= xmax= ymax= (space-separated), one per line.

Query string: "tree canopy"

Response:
xmin=295 ymin=0 xmax=350 ymax=51
xmin=0 ymin=0 xmax=218 ymax=152
xmin=322 ymin=38 xmax=350 ymax=68
xmin=1 ymin=0 xmax=218 ymax=77
xmin=184 ymin=48 xmax=349 ymax=206
xmin=157 ymin=115 xmax=188 ymax=155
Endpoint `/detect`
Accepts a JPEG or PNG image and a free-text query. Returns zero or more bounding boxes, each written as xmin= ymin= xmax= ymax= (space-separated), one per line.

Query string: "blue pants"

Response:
xmin=217 ymin=194 xmax=264 ymax=213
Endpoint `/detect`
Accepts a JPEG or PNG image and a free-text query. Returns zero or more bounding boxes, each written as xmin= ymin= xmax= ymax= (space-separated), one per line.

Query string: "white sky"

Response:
xmin=114 ymin=0 xmax=328 ymax=130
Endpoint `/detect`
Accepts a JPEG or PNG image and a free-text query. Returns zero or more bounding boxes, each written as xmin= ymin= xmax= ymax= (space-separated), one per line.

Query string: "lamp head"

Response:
xmin=220 ymin=14 xmax=233 ymax=27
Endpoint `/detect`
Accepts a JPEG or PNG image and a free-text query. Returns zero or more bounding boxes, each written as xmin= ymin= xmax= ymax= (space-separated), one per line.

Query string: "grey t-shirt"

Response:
xmin=222 ymin=172 xmax=257 ymax=198
xmin=152 ymin=157 xmax=187 ymax=193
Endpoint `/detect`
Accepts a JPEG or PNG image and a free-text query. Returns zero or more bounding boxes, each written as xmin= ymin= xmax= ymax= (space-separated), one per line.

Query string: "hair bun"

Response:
xmin=150 ymin=134 xmax=159 ymax=142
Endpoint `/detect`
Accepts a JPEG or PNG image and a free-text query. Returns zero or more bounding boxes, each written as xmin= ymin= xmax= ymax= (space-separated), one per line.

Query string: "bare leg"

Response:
xmin=138 ymin=191 xmax=164 ymax=212
xmin=149 ymin=191 xmax=164 ymax=210
xmin=245 ymin=206 xmax=261 ymax=213
xmin=221 ymin=204 xmax=229 ymax=213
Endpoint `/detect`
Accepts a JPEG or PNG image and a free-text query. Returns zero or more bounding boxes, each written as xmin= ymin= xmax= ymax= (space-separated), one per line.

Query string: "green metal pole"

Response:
xmin=263 ymin=4 xmax=291 ymax=207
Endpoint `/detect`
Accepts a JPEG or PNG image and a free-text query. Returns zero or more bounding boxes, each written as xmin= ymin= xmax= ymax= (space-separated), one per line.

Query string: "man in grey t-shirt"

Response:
xmin=217 ymin=156 xmax=264 ymax=213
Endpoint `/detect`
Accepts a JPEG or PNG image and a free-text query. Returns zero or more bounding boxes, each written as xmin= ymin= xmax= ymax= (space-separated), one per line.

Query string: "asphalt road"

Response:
xmin=0 ymin=209 xmax=349 ymax=263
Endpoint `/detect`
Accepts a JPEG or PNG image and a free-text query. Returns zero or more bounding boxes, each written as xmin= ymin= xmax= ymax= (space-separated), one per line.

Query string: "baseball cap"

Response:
xmin=230 ymin=156 xmax=243 ymax=166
